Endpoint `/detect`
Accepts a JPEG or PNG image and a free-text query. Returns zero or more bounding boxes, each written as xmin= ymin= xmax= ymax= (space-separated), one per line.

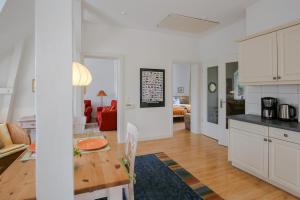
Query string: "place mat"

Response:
xmin=74 ymin=135 xmax=111 ymax=154
xmin=19 ymin=135 xmax=110 ymax=161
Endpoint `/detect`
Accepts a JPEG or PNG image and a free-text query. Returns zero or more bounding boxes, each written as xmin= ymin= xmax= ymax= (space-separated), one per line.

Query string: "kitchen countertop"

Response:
xmin=228 ymin=114 xmax=300 ymax=133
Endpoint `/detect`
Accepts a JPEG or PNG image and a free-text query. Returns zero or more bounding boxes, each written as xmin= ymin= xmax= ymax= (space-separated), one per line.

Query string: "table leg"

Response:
xmin=108 ymin=185 xmax=123 ymax=200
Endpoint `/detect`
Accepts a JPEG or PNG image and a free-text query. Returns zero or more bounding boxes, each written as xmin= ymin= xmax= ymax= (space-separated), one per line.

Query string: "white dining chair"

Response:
xmin=124 ymin=122 xmax=139 ymax=200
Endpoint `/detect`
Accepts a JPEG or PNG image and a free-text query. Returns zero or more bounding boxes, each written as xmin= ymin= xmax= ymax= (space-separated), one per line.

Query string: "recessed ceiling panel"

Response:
xmin=158 ymin=14 xmax=219 ymax=34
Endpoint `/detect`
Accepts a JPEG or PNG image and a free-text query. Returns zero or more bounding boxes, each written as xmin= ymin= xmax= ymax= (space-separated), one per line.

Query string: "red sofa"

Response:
xmin=96 ymin=100 xmax=117 ymax=131
xmin=84 ymin=100 xmax=93 ymax=123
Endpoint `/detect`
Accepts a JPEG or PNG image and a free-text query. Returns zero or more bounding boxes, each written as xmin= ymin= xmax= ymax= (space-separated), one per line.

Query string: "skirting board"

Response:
xmin=138 ymin=133 xmax=173 ymax=141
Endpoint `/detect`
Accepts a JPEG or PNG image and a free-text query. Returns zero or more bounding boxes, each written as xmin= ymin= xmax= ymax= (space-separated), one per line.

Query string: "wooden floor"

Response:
xmin=104 ymin=123 xmax=298 ymax=200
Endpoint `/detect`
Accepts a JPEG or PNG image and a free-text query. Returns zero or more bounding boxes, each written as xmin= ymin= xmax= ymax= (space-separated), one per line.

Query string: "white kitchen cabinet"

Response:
xmin=239 ymin=32 xmax=277 ymax=84
xmin=230 ymin=128 xmax=269 ymax=179
xmin=278 ymin=24 xmax=300 ymax=81
xmin=229 ymin=120 xmax=300 ymax=198
xmin=269 ymin=138 xmax=300 ymax=197
xmin=238 ymin=20 xmax=300 ymax=85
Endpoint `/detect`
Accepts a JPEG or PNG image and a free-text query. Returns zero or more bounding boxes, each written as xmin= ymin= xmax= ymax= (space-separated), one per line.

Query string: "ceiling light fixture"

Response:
xmin=158 ymin=14 xmax=219 ymax=34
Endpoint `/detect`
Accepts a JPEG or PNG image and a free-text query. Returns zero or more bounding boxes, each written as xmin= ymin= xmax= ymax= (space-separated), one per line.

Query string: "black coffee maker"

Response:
xmin=261 ymin=97 xmax=278 ymax=119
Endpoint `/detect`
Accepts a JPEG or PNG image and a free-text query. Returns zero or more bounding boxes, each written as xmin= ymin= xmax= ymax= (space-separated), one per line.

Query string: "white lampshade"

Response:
xmin=72 ymin=62 xmax=92 ymax=86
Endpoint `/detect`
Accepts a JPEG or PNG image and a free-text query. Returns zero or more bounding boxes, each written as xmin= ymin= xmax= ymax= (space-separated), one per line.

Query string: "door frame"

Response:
xmin=81 ymin=51 xmax=125 ymax=143
xmin=201 ymin=55 xmax=238 ymax=146
xmin=170 ymin=61 xmax=202 ymax=135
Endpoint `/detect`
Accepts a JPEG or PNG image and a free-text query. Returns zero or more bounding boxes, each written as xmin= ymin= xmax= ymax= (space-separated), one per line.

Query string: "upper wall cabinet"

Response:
xmin=238 ymin=21 xmax=300 ymax=85
xmin=278 ymin=24 xmax=300 ymax=82
xmin=239 ymin=32 xmax=277 ymax=84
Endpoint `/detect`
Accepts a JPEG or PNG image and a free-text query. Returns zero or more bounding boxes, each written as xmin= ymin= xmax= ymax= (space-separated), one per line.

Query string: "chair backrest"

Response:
xmin=125 ymin=123 xmax=138 ymax=177
xmin=84 ymin=100 xmax=92 ymax=108
xmin=111 ymin=100 xmax=117 ymax=108
xmin=125 ymin=123 xmax=138 ymax=200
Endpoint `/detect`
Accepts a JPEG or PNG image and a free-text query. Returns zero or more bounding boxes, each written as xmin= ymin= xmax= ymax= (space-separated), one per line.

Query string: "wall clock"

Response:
xmin=208 ymin=82 xmax=217 ymax=93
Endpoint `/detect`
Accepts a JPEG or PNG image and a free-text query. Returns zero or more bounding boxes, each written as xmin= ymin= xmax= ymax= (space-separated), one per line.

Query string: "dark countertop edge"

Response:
xmin=228 ymin=114 xmax=300 ymax=133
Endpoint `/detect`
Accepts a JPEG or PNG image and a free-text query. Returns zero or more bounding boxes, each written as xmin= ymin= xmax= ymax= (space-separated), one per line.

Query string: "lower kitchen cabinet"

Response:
xmin=269 ymin=138 xmax=300 ymax=196
xmin=231 ymin=128 xmax=269 ymax=180
xmin=229 ymin=120 xmax=300 ymax=198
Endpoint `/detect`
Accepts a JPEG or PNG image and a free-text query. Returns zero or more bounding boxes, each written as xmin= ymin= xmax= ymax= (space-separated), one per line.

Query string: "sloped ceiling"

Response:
xmin=0 ymin=0 xmax=34 ymax=55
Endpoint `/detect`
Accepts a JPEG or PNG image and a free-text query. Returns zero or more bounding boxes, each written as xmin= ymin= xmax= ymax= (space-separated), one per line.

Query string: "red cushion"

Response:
xmin=102 ymin=107 xmax=110 ymax=112
xmin=111 ymin=100 xmax=117 ymax=108
xmin=84 ymin=100 xmax=92 ymax=108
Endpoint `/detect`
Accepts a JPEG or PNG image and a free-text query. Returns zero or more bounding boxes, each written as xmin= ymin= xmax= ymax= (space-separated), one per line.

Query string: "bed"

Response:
xmin=173 ymin=96 xmax=191 ymax=118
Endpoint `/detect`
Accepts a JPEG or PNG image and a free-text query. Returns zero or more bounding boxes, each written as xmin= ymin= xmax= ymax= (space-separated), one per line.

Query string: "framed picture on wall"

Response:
xmin=140 ymin=68 xmax=165 ymax=108
xmin=177 ymin=87 xmax=184 ymax=94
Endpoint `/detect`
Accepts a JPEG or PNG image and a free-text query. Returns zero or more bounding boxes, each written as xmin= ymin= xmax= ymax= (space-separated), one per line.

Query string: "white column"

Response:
xmin=190 ymin=64 xmax=202 ymax=133
xmin=35 ymin=0 xmax=74 ymax=199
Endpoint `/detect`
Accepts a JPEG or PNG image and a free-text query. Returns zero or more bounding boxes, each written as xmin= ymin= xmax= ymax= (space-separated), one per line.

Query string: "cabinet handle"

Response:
xmin=273 ymin=77 xmax=277 ymax=80
xmin=283 ymin=133 xmax=288 ymax=137
xmin=264 ymin=138 xmax=268 ymax=142
xmin=277 ymin=76 xmax=281 ymax=80
xmin=268 ymin=139 xmax=272 ymax=142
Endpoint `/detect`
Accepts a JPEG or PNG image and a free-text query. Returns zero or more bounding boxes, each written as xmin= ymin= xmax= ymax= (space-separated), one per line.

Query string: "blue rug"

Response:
xmin=134 ymin=154 xmax=200 ymax=200
xmin=98 ymin=153 xmax=222 ymax=200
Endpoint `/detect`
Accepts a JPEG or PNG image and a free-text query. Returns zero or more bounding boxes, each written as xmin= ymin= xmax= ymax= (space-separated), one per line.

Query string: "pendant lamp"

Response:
xmin=72 ymin=62 xmax=92 ymax=86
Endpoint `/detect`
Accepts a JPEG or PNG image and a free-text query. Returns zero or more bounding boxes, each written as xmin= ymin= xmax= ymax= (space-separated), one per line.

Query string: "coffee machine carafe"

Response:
xmin=261 ymin=97 xmax=278 ymax=119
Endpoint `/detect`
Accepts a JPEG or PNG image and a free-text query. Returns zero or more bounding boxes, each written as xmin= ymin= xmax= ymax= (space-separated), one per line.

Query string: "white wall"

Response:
xmin=82 ymin=22 xmax=200 ymax=141
xmin=196 ymin=19 xmax=246 ymax=145
xmin=0 ymin=36 xmax=35 ymax=122
xmin=199 ymin=19 xmax=246 ymax=61
xmin=11 ymin=36 xmax=35 ymax=121
xmin=0 ymin=52 xmax=12 ymax=87
xmin=172 ymin=64 xmax=190 ymax=97
xmin=84 ymin=58 xmax=116 ymax=117
xmin=246 ymin=0 xmax=300 ymax=35
xmin=245 ymin=0 xmax=300 ymax=120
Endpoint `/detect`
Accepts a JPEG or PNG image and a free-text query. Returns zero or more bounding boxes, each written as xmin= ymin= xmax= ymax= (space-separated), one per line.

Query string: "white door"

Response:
xmin=231 ymin=128 xmax=269 ymax=179
xmin=202 ymin=58 xmax=245 ymax=146
xmin=269 ymin=138 xmax=300 ymax=195
xmin=202 ymin=62 xmax=221 ymax=141
xmin=278 ymin=24 xmax=300 ymax=81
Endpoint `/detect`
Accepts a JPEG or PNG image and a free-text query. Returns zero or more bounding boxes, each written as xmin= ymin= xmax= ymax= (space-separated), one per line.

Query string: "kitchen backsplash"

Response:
xmin=245 ymin=85 xmax=300 ymax=121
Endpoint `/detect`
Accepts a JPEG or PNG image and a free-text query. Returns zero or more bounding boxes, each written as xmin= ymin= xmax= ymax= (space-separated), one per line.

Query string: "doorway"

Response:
xmin=202 ymin=59 xmax=245 ymax=146
xmin=172 ymin=63 xmax=191 ymax=132
xmin=82 ymin=53 xmax=124 ymax=143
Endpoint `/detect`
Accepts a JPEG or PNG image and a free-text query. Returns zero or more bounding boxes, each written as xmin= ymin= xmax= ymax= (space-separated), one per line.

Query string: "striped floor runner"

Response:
xmin=155 ymin=152 xmax=223 ymax=200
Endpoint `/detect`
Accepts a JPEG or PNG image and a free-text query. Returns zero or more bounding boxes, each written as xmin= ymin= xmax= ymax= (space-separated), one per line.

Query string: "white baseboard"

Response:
xmin=190 ymin=128 xmax=202 ymax=134
xmin=138 ymin=133 xmax=173 ymax=141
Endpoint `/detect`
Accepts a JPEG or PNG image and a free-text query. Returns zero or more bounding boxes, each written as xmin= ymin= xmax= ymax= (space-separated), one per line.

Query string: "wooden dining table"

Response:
xmin=0 ymin=134 xmax=130 ymax=200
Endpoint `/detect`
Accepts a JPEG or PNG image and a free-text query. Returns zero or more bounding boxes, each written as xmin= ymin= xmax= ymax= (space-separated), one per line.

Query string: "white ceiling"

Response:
xmin=0 ymin=0 xmax=34 ymax=55
xmin=83 ymin=0 xmax=259 ymax=36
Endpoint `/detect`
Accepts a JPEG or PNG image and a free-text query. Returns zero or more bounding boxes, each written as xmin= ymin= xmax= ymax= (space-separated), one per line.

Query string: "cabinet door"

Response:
xmin=269 ymin=138 xmax=300 ymax=195
xmin=239 ymin=32 xmax=277 ymax=84
xmin=231 ymin=128 xmax=269 ymax=179
xmin=278 ymin=24 xmax=300 ymax=81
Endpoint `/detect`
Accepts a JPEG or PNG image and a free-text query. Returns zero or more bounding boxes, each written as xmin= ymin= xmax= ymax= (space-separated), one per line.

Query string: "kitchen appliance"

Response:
xmin=261 ymin=97 xmax=278 ymax=119
xmin=278 ymin=104 xmax=297 ymax=121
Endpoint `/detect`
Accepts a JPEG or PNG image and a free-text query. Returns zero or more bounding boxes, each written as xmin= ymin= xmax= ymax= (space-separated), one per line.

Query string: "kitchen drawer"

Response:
xmin=269 ymin=127 xmax=300 ymax=145
xmin=229 ymin=120 xmax=268 ymax=137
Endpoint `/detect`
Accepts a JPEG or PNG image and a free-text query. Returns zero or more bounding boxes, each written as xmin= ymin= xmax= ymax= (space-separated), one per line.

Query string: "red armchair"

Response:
xmin=96 ymin=100 xmax=117 ymax=131
xmin=84 ymin=100 xmax=93 ymax=123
